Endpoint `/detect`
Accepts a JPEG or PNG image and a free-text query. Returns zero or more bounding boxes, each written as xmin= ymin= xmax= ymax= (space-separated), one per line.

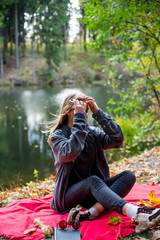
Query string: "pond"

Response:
xmin=0 ymin=84 xmax=121 ymax=189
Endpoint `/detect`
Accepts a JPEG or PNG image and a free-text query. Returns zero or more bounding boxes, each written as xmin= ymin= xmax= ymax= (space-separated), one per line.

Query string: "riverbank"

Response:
xmin=1 ymin=50 xmax=107 ymax=87
xmin=1 ymin=48 xmax=143 ymax=87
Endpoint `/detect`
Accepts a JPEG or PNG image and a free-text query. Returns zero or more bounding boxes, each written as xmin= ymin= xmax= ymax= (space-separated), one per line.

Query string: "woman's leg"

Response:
xmin=65 ymin=172 xmax=134 ymax=214
xmin=66 ymin=171 xmax=160 ymax=234
xmin=104 ymin=170 xmax=136 ymax=198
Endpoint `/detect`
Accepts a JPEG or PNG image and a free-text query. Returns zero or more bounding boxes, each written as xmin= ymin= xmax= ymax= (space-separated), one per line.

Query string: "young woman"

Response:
xmin=48 ymin=90 xmax=160 ymax=234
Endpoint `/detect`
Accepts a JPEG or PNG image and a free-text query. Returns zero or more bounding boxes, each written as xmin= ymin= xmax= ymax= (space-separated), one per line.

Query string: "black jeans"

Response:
xmin=64 ymin=170 xmax=136 ymax=214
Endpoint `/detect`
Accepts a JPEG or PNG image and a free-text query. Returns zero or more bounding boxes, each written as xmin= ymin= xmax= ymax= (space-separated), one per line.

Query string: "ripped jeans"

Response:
xmin=64 ymin=170 xmax=136 ymax=214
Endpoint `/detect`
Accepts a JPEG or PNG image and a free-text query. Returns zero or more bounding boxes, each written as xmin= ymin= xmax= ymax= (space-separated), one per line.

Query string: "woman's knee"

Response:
xmin=123 ymin=170 xmax=136 ymax=184
xmin=85 ymin=175 xmax=103 ymax=188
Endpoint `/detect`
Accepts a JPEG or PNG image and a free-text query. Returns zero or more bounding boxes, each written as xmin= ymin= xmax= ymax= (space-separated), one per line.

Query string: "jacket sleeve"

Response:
xmin=50 ymin=112 xmax=89 ymax=165
xmin=92 ymin=108 xmax=124 ymax=149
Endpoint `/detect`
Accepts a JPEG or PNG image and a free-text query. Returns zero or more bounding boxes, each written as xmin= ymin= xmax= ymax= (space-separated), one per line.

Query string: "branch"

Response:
xmin=150 ymin=44 xmax=160 ymax=74
xmin=138 ymin=55 xmax=160 ymax=107
xmin=143 ymin=25 xmax=160 ymax=45
xmin=126 ymin=21 xmax=153 ymax=38
xmin=126 ymin=21 xmax=160 ymax=44
xmin=147 ymin=74 xmax=160 ymax=107
xmin=138 ymin=56 xmax=145 ymax=70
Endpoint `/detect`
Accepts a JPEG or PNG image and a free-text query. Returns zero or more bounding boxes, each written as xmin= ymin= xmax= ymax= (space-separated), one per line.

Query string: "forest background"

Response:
xmin=0 ymin=0 xmax=159 ymax=159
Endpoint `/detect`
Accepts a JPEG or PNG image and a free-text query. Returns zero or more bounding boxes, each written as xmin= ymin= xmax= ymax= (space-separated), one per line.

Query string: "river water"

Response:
xmin=0 ymin=85 xmax=120 ymax=188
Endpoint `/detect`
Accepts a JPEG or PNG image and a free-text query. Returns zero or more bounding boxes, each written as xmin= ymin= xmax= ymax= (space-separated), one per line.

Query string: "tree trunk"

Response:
xmin=3 ymin=28 xmax=8 ymax=65
xmin=10 ymin=39 xmax=13 ymax=56
xmin=22 ymin=6 xmax=26 ymax=57
xmin=36 ymin=41 xmax=39 ymax=54
xmin=0 ymin=45 xmax=4 ymax=81
xmin=64 ymin=22 xmax=67 ymax=61
xmin=83 ymin=23 xmax=87 ymax=52
xmin=33 ymin=40 xmax=37 ymax=84
xmin=15 ymin=0 xmax=19 ymax=69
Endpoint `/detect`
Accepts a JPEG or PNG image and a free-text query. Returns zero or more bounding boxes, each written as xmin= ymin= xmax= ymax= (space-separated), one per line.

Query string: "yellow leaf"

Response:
xmin=136 ymin=199 xmax=151 ymax=207
xmin=148 ymin=190 xmax=155 ymax=202
xmin=151 ymin=198 xmax=160 ymax=207
xmin=137 ymin=199 xmax=146 ymax=206
xmin=107 ymin=216 xmax=122 ymax=226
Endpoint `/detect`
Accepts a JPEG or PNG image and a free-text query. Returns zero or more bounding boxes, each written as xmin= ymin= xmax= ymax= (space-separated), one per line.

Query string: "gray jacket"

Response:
xmin=50 ymin=108 xmax=124 ymax=213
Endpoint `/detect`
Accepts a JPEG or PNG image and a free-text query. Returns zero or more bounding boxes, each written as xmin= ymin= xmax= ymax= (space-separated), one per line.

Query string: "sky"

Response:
xmin=69 ymin=0 xmax=81 ymax=42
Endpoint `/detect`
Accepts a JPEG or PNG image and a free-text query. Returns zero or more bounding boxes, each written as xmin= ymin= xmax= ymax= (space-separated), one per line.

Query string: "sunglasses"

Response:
xmin=57 ymin=220 xmax=81 ymax=230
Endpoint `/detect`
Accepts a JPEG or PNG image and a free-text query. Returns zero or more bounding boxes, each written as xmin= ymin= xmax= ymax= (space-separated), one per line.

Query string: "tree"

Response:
xmin=0 ymin=12 xmax=4 ymax=80
xmin=29 ymin=0 xmax=70 ymax=76
xmin=0 ymin=0 xmax=27 ymax=69
xmin=79 ymin=2 xmax=87 ymax=52
xmin=15 ymin=0 xmax=19 ymax=69
xmin=0 ymin=0 xmax=14 ymax=80
xmin=0 ymin=0 xmax=70 ymax=83
xmin=82 ymin=0 xmax=160 ymax=108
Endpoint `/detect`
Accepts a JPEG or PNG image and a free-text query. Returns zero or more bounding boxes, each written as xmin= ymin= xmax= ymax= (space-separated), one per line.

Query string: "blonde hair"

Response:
xmin=47 ymin=91 xmax=87 ymax=146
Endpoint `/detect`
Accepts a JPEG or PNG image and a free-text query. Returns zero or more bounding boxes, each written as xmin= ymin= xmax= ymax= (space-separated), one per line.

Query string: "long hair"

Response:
xmin=47 ymin=91 xmax=87 ymax=146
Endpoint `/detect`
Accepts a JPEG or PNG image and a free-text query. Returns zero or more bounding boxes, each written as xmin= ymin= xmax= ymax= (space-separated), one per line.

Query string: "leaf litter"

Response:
xmin=0 ymin=174 xmax=55 ymax=207
xmin=109 ymin=146 xmax=160 ymax=185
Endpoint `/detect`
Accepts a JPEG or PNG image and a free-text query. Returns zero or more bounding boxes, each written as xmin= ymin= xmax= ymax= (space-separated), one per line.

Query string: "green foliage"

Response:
xmin=82 ymin=0 xmax=160 ymax=106
xmin=105 ymin=83 xmax=160 ymax=160
xmin=80 ymin=0 xmax=160 ymax=159
xmin=29 ymin=0 xmax=70 ymax=72
xmin=106 ymin=111 xmax=160 ymax=161
xmin=0 ymin=0 xmax=71 ymax=82
xmin=53 ymin=46 xmax=108 ymax=84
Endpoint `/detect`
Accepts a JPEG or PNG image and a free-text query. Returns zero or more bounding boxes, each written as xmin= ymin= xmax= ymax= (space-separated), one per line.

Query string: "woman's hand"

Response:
xmin=85 ymin=96 xmax=98 ymax=114
xmin=74 ymin=100 xmax=87 ymax=114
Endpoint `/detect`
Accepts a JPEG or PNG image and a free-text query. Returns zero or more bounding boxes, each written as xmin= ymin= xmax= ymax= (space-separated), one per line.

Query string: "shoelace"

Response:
xmin=138 ymin=206 xmax=155 ymax=214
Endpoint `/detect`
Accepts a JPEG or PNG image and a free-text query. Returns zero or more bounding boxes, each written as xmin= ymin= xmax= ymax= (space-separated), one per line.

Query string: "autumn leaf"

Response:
xmin=148 ymin=190 xmax=160 ymax=206
xmin=137 ymin=199 xmax=151 ymax=207
xmin=151 ymin=198 xmax=160 ymax=207
xmin=137 ymin=190 xmax=160 ymax=207
xmin=110 ymin=36 xmax=119 ymax=45
xmin=107 ymin=216 xmax=122 ymax=226
xmin=148 ymin=190 xmax=155 ymax=202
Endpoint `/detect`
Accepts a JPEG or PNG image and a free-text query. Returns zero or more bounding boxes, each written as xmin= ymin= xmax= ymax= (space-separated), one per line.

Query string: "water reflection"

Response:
xmin=0 ymin=85 xmax=119 ymax=188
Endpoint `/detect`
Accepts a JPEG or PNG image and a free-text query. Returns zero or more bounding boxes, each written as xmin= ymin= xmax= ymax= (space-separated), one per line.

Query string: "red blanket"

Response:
xmin=0 ymin=183 xmax=160 ymax=240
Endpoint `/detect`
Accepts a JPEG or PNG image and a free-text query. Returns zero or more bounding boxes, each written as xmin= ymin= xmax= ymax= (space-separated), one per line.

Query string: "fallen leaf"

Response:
xmin=148 ymin=190 xmax=156 ymax=202
xmin=107 ymin=216 xmax=122 ymax=225
xmin=151 ymin=198 xmax=160 ymax=207
xmin=23 ymin=228 xmax=37 ymax=234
